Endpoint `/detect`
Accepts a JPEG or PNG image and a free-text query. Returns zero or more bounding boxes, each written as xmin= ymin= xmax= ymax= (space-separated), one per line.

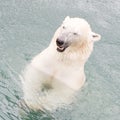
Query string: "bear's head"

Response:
xmin=55 ymin=16 xmax=101 ymax=53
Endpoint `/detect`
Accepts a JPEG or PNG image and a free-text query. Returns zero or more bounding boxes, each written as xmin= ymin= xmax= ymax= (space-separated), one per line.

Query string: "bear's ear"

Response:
xmin=91 ymin=32 xmax=101 ymax=42
xmin=64 ymin=16 xmax=70 ymax=22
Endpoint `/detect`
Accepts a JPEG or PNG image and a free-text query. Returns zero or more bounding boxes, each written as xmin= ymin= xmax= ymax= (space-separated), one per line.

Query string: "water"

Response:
xmin=0 ymin=0 xmax=120 ymax=120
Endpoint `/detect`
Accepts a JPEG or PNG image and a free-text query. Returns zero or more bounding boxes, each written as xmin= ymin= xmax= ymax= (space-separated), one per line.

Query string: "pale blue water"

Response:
xmin=0 ymin=0 xmax=120 ymax=120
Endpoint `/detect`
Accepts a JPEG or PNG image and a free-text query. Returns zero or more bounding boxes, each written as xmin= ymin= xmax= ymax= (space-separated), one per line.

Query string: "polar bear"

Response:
xmin=21 ymin=16 xmax=101 ymax=111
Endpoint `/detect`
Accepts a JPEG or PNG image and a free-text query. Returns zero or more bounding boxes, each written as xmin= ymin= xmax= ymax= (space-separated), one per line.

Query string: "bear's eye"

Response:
xmin=73 ymin=32 xmax=78 ymax=35
xmin=62 ymin=26 xmax=66 ymax=29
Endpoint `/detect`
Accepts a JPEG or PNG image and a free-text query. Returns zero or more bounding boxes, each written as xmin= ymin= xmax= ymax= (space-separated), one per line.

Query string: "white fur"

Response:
xmin=21 ymin=16 xmax=101 ymax=111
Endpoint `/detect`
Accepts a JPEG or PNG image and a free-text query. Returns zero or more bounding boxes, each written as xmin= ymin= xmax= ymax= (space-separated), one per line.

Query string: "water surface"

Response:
xmin=0 ymin=0 xmax=120 ymax=120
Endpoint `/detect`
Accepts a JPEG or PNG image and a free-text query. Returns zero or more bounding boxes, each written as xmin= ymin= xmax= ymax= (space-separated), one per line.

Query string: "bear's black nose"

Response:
xmin=56 ymin=38 xmax=64 ymax=46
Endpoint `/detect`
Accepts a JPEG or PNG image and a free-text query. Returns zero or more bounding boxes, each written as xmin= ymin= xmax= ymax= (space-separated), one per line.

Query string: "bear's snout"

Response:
xmin=56 ymin=38 xmax=69 ymax=52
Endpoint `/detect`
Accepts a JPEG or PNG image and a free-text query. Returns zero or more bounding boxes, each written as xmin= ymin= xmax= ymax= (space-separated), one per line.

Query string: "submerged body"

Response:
xmin=21 ymin=16 xmax=101 ymax=111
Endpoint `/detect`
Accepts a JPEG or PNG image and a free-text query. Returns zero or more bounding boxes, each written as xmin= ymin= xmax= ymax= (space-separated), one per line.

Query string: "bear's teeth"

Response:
xmin=57 ymin=47 xmax=65 ymax=52
xmin=59 ymin=47 xmax=64 ymax=50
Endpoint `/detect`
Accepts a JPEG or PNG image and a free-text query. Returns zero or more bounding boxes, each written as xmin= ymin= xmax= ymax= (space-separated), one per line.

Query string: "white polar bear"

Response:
xmin=21 ymin=16 xmax=101 ymax=111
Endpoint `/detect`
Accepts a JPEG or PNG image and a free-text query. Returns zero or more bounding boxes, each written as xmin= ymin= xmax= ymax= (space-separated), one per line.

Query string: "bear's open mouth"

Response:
xmin=57 ymin=47 xmax=66 ymax=52
xmin=57 ymin=45 xmax=68 ymax=52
